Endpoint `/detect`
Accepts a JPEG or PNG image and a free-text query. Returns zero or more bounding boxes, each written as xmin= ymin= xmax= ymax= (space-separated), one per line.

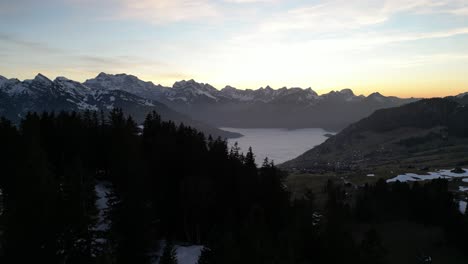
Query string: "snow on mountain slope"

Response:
xmin=2 ymin=72 xmax=424 ymax=132
xmin=85 ymin=73 xmax=324 ymax=104
xmin=0 ymin=73 xmax=241 ymax=139
xmin=0 ymin=78 xmax=32 ymax=96
xmin=171 ymin=79 xmax=219 ymax=102
xmin=55 ymin=76 xmax=92 ymax=97
xmin=220 ymin=85 xmax=255 ymax=101
xmin=83 ymin=72 xmax=417 ymax=108
xmin=84 ymin=72 xmax=168 ymax=100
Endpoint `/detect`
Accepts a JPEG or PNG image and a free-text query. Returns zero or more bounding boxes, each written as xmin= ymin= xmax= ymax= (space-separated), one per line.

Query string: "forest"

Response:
xmin=0 ymin=110 xmax=467 ymax=263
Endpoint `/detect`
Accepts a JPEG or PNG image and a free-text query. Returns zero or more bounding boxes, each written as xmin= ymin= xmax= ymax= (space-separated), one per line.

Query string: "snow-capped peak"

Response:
xmin=33 ymin=73 xmax=53 ymax=84
xmin=172 ymin=79 xmax=218 ymax=101
xmin=457 ymin=92 xmax=468 ymax=98
xmin=54 ymin=77 xmax=92 ymax=96
xmin=173 ymin=79 xmax=215 ymax=91
xmin=96 ymin=72 xmax=110 ymax=79
xmin=220 ymin=85 xmax=256 ymax=101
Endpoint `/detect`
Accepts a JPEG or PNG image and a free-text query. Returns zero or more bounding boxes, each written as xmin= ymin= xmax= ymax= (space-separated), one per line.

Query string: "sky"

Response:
xmin=0 ymin=0 xmax=468 ymax=98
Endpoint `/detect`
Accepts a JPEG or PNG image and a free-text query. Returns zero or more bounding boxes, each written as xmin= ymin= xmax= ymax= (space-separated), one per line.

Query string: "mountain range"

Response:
xmin=0 ymin=74 xmax=241 ymax=139
xmin=0 ymin=72 xmax=420 ymax=135
xmin=83 ymin=73 xmax=418 ymax=131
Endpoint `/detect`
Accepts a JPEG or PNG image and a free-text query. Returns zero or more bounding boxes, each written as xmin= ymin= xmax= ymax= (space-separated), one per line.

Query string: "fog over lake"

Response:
xmin=222 ymin=128 xmax=333 ymax=165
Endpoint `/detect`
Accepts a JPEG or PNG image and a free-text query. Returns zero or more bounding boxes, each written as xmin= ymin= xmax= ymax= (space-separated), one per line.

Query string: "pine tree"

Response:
xmin=160 ymin=242 xmax=178 ymax=264
xmin=245 ymin=146 xmax=256 ymax=169
xmin=197 ymin=247 xmax=214 ymax=264
xmin=360 ymin=228 xmax=386 ymax=264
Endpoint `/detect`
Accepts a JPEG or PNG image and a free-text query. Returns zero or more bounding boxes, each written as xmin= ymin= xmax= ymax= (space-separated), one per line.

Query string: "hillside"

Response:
xmin=281 ymin=98 xmax=468 ymax=171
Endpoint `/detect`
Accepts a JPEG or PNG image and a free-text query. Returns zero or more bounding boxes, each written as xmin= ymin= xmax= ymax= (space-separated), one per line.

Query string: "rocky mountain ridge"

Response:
xmin=0 ymin=73 xmax=241 ymax=139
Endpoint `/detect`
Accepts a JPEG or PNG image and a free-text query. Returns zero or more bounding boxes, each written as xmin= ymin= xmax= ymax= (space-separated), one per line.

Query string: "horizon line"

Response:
xmin=1 ymin=71 xmax=464 ymax=99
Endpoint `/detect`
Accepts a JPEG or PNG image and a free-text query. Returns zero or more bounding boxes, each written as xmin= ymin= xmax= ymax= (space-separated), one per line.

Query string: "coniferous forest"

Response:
xmin=0 ymin=110 xmax=467 ymax=263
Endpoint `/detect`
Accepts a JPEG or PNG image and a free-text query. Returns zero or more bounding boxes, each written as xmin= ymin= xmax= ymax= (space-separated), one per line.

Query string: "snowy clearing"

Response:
xmin=175 ymin=245 xmax=204 ymax=264
xmin=151 ymin=241 xmax=204 ymax=264
xmin=94 ymin=182 xmax=111 ymax=232
xmin=459 ymin=201 xmax=467 ymax=214
xmin=386 ymin=168 xmax=468 ymax=183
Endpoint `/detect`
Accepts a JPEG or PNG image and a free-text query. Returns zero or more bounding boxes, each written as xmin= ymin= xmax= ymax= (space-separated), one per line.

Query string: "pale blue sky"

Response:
xmin=1 ymin=0 xmax=468 ymax=97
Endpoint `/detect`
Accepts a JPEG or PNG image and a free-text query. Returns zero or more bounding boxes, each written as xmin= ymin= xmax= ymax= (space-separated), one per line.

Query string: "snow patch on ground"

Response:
xmin=386 ymin=168 xmax=468 ymax=183
xmin=459 ymin=201 xmax=467 ymax=214
xmin=175 ymin=245 xmax=204 ymax=264
xmin=94 ymin=182 xmax=111 ymax=232
xmin=459 ymin=186 xmax=468 ymax=192
xmin=151 ymin=241 xmax=204 ymax=264
xmin=367 ymin=174 xmax=375 ymax=177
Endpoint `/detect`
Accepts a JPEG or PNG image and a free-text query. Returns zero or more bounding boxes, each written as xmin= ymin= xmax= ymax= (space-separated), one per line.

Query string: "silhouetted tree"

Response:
xmin=160 ymin=242 xmax=178 ymax=264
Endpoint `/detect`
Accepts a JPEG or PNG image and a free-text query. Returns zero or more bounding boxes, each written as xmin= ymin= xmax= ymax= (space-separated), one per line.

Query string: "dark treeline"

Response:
xmin=0 ymin=110 xmax=467 ymax=263
xmin=355 ymin=179 xmax=468 ymax=254
xmin=0 ymin=110 xmax=292 ymax=263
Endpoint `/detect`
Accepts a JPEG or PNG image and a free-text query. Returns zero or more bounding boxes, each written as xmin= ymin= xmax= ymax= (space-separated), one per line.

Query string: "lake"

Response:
xmin=222 ymin=128 xmax=333 ymax=165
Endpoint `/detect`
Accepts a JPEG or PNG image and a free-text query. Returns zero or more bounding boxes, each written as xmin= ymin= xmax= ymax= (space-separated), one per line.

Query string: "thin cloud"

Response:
xmin=117 ymin=0 xmax=220 ymax=24
xmin=224 ymin=0 xmax=280 ymax=3
xmin=257 ymin=0 xmax=457 ymax=34
xmin=370 ymin=53 xmax=468 ymax=69
xmin=448 ymin=7 xmax=468 ymax=15
xmin=0 ymin=33 xmax=64 ymax=54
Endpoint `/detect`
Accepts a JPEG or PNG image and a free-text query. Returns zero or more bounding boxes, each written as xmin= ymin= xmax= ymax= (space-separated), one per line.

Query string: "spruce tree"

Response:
xmin=245 ymin=147 xmax=256 ymax=169
xmin=360 ymin=228 xmax=386 ymax=264
xmin=197 ymin=247 xmax=214 ymax=264
xmin=160 ymin=242 xmax=178 ymax=264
